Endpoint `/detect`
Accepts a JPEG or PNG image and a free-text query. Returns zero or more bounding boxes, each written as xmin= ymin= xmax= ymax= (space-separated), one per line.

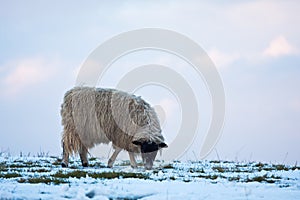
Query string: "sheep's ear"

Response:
xmin=159 ymin=142 xmax=168 ymax=148
xmin=132 ymin=140 xmax=142 ymax=146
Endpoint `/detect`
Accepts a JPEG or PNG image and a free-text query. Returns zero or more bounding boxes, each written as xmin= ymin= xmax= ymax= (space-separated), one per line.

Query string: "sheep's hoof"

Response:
xmin=107 ymin=162 xmax=113 ymax=168
xmin=107 ymin=159 xmax=113 ymax=168
xmin=61 ymin=162 xmax=68 ymax=168
xmin=82 ymin=163 xmax=88 ymax=167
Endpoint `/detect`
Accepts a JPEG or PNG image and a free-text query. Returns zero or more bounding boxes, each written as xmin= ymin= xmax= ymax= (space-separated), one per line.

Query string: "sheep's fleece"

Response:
xmin=61 ymin=87 xmax=166 ymax=167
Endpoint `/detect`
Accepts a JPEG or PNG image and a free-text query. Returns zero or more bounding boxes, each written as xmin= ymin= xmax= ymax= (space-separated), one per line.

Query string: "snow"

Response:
xmin=1 ymin=178 xmax=300 ymax=200
xmin=0 ymin=156 xmax=300 ymax=199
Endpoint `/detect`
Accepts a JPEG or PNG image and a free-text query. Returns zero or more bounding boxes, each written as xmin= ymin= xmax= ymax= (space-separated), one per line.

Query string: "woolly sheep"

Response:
xmin=61 ymin=87 xmax=167 ymax=169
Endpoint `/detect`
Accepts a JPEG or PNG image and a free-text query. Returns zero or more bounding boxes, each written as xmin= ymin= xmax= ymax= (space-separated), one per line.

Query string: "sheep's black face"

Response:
xmin=140 ymin=141 xmax=159 ymax=170
xmin=133 ymin=141 xmax=168 ymax=170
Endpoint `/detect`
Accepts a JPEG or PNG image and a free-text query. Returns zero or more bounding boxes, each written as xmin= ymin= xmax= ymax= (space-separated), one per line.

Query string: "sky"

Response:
xmin=0 ymin=0 xmax=299 ymax=164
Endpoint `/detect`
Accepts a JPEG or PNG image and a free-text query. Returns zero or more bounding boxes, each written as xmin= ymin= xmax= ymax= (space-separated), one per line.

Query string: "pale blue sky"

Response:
xmin=0 ymin=0 xmax=299 ymax=164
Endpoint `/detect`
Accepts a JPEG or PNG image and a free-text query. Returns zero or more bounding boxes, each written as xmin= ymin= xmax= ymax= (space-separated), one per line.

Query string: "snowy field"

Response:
xmin=0 ymin=155 xmax=300 ymax=200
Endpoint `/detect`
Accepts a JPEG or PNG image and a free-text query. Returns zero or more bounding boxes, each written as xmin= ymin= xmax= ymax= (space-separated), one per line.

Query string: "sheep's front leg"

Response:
xmin=79 ymin=145 xmax=88 ymax=167
xmin=128 ymin=152 xmax=137 ymax=168
xmin=61 ymin=142 xmax=69 ymax=167
xmin=108 ymin=147 xmax=121 ymax=168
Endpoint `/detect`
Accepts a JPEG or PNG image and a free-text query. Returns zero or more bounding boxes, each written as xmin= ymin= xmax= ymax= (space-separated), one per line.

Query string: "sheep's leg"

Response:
xmin=108 ymin=147 xmax=121 ymax=168
xmin=79 ymin=145 xmax=88 ymax=167
xmin=128 ymin=152 xmax=137 ymax=168
xmin=61 ymin=142 xmax=69 ymax=167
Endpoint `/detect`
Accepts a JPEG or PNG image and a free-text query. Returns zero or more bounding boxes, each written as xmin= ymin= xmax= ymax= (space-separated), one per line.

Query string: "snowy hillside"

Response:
xmin=0 ymin=155 xmax=300 ymax=199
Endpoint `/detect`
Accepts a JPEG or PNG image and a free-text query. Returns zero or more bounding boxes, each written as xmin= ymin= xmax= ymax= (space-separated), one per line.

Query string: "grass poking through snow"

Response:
xmin=0 ymin=156 xmax=298 ymax=187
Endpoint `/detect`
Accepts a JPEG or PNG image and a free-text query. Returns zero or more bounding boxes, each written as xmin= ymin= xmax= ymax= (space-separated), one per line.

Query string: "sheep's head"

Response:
xmin=132 ymin=140 xmax=168 ymax=170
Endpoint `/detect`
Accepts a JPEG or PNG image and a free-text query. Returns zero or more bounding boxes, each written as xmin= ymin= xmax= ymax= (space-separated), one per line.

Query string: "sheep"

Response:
xmin=61 ymin=86 xmax=167 ymax=169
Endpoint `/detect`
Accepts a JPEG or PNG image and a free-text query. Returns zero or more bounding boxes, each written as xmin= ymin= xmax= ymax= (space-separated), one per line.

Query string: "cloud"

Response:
xmin=208 ymin=48 xmax=240 ymax=69
xmin=2 ymin=57 xmax=58 ymax=97
xmin=263 ymin=36 xmax=298 ymax=57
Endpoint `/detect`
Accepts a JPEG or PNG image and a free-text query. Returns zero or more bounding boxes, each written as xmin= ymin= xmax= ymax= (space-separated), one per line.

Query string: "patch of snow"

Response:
xmin=0 ymin=156 xmax=300 ymax=199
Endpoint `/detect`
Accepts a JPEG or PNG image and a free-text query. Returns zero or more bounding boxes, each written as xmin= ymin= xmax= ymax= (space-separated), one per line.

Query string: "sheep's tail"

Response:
xmin=61 ymin=88 xmax=84 ymax=155
xmin=62 ymin=129 xmax=82 ymax=155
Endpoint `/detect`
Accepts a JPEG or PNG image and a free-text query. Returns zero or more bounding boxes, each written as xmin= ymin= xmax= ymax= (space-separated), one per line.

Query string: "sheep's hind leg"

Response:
xmin=129 ymin=152 xmax=137 ymax=168
xmin=108 ymin=147 xmax=121 ymax=168
xmin=61 ymin=142 xmax=69 ymax=168
xmin=79 ymin=145 xmax=88 ymax=167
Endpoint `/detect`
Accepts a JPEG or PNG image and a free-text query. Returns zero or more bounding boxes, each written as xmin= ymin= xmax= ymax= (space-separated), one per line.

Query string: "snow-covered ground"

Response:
xmin=0 ymin=156 xmax=299 ymax=199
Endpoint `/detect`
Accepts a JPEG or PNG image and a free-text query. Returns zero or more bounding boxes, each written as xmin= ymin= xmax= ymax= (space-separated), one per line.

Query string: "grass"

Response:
xmin=89 ymin=157 xmax=97 ymax=161
xmin=116 ymin=161 xmax=144 ymax=167
xmin=28 ymin=168 xmax=51 ymax=173
xmin=291 ymin=166 xmax=300 ymax=170
xmin=52 ymin=170 xmax=87 ymax=179
xmin=162 ymin=164 xmax=173 ymax=169
xmin=52 ymin=159 xmax=62 ymax=166
xmin=210 ymin=160 xmax=221 ymax=164
xmin=228 ymin=176 xmax=241 ymax=182
xmin=198 ymin=174 xmax=218 ymax=180
xmin=212 ymin=166 xmax=226 ymax=173
xmin=91 ymin=172 xmax=149 ymax=179
xmin=246 ymin=176 xmax=273 ymax=183
xmin=7 ymin=163 xmax=44 ymax=168
xmin=18 ymin=177 xmax=68 ymax=185
xmin=274 ymin=164 xmax=289 ymax=171
xmin=0 ymin=155 xmax=297 ymax=187
xmin=7 ymin=164 xmax=27 ymax=168
xmin=0 ymin=172 xmax=21 ymax=178
xmin=0 ymin=162 xmax=8 ymax=172
xmin=248 ymin=174 xmax=268 ymax=183
xmin=254 ymin=162 xmax=265 ymax=168
xmin=88 ymin=162 xmax=107 ymax=168
xmin=252 ymin=163 xmax=290 ymax=172
xmin=188 ymin=168 xmax=205 ymax=173
xmin=52 ymin=170 xmax=149 ymax=180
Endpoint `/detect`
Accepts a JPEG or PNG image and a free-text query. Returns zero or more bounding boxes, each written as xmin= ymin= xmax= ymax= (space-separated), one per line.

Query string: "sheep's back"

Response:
xmin=62 ymin=87 xmax=163 ymax=152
